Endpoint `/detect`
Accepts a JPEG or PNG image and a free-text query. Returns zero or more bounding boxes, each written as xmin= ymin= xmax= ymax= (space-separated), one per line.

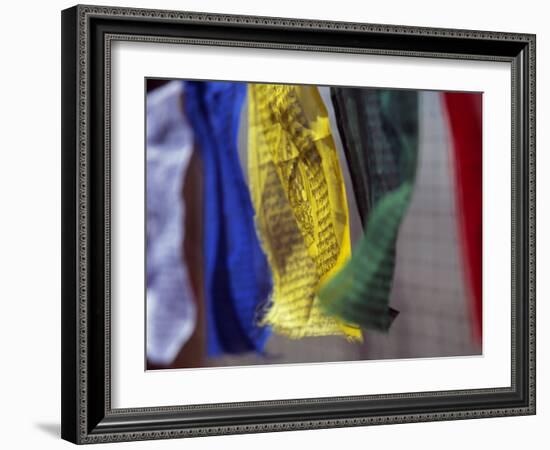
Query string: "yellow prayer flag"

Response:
xmin=248 ymin=84 xmax=361 ymax=340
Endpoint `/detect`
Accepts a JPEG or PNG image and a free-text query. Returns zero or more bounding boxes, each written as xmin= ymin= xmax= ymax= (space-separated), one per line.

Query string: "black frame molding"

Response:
xmin=61 ymin=4 xmax=536 ymax=444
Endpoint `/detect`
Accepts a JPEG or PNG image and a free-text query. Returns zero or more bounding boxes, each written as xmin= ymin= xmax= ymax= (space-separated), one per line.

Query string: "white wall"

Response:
xmin=0 ymin=0 xmax=545 ymax=448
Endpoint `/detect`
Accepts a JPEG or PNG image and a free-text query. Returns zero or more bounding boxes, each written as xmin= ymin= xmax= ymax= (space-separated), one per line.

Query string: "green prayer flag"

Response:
xmin=319 ymin=88 xmax=419 ymax=332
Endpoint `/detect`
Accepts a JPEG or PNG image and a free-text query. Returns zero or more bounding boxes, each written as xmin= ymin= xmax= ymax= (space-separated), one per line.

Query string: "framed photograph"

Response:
xmin=61 ymin=4 xmax=536 ymax=444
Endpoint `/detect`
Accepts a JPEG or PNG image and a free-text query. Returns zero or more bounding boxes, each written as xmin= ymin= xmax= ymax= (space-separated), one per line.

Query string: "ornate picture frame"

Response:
xmin=61 ymin=4 xmax=535 ymax=444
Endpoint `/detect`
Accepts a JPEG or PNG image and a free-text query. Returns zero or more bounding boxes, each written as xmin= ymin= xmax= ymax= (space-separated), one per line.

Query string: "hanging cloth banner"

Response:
xmin=146 ymin=81 xmax=197 ymax=365
xmin=248 ymin=83 xmax=361 ymax=340
xmin=319 ymin=88 xmax=419 ymax=332
xmin=184 ymin=81 xmax=273 ymax=356
xmin=443 ymin=92 xmax=483 ymax=344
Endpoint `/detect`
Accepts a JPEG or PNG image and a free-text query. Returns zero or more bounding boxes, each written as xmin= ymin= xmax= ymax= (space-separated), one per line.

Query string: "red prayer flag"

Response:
xmin=443 ymin=92 xmax=483 ymax=345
